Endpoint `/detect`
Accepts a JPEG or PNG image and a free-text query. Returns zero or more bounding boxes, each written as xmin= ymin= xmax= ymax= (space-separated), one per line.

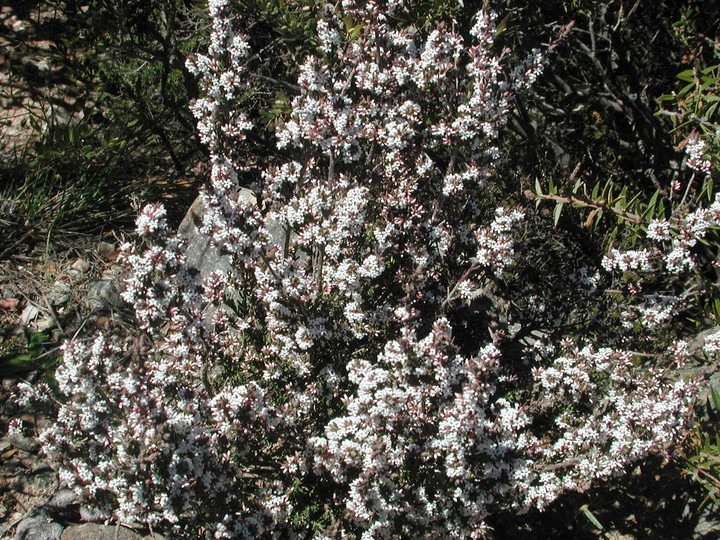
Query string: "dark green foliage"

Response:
xmin=50 ymin=0 xmax=206 ymax=170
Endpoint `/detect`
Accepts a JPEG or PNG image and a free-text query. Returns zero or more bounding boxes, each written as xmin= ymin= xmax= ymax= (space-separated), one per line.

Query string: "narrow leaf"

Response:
xmin=0 ymin=354 xmax=39 ymax=375
xmin=710 ymin=384 xmax=720 ymax=410
xmin=677 ymin=69 xmax=696 ymax=83
xmin=580 ymin=505 xmax=604 ymax=530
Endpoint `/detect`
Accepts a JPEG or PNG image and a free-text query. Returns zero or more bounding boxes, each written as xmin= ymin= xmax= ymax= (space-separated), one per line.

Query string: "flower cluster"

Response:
xmin=35 ymin=1 xmax=703 ymax=538
xmin=686 ymin=132 xmax=713 ymax=175
xmin=601 ymin=193 xmax=720 ymax=275
xmin=527 ymin=343 xmax=698 ymax=509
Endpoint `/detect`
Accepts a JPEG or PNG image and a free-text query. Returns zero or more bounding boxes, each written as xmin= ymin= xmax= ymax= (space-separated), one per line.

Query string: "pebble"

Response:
xmin=86 ymin=281 xmax=122 ymax=311
xmin=47 ymin=280 xmax=72 ymax=306
xmin=61 ymin=523 xmax=143 ymax=540
xmin=97 ymin=242 xmax=117 ymax=257
xmin=15 ymin=518 xmax=64 ymax=540
xmin=9 ymin=488 xmax=165 ymax=540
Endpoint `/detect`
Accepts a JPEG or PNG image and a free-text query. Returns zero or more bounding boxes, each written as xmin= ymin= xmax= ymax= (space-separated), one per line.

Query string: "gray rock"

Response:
xmin=2 ymin=432 xmax=40 ymax=453
xmin=177 ymin=195 xmax=231 ymax=278
xmin=36 ymin=315 xmax=56 ymax=332
xmin=96 ymin=242 xmax=116 ymax=257
xmin=86 ymin=281 xmax=122 ymax=310
xmin=46 ymin=489 xmax=78 ymax=510
xmin=2 ymin=285 xmax=19 ymax=299
xmin=70 ymin=258 xmax=90 ymax=274
xmin=48 ymin=104 xmax=73 ymax=126
xmin=178 ymin=190 xmax=296 ymax=280
xmin=15 ymin=505 xmax=64 ymax=540
xmin=78 ymin=504 xmax=106 ymax=523
xmin=14 ymin=516 xmax=64 ymax=540
xmin=61 ymin=523 xmax=143 ymax=540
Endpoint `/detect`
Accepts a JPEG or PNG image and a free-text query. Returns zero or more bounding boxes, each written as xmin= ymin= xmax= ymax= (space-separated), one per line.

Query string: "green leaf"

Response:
xmin=677 ymin=69 xmax=696 ymax=83
xmin=495 ymin=13 xmax=511 ymax=36
xmin=711 ymin=384 xmax=720 ymax=410
xmin=29 ymin=332 xmax=48 ymax=346
xmin=26 ymin=332 xmax=48 ymax=358
xmin=641 ymin=190 xmax=660 ymax=220
xmin=712 ymin=298 xmax=720 ymax=325
xmin=678 ymin=82 xmax=697 ymax=99
xmin=572 ymin=177 xmax=583 ymax=193
xmin=580 ymin=505 xmax=604 ymax=530
xmin=625 ymin=191 xmax=642 ymax=209
xmin=44 ymin=369 xmax=59 ymax=392
xmin=600 ymin=180 xmax=612 ymax=202
xmin=553 ymin=202 xmax=564 ymax=227
xmin=0 ymin=354 xmax=40 ymax=375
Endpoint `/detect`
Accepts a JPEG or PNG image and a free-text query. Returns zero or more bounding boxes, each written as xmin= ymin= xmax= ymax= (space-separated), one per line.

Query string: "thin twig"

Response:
xmin=248 ymin=72 xmax=302 ymax=93
xmin=525 ymin=190 xmax=644 ymax=224
xmin=40 ymin=294 xmax=64 ymax=335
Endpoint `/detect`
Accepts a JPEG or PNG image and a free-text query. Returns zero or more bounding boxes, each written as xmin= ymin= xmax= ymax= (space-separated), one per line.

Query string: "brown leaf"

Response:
xmin=95 ymin=317 xmax=110 ymax=330
xmin=0 ymin=298 xmax=20 ymax=311
xmin=71 ymin=258 xmax=90 ymax=273
xmin=0 ymin=448 xmax=17 ymax=460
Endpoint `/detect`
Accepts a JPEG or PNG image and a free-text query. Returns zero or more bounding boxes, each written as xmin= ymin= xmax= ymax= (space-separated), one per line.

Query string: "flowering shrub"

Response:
xmin=32 ymin=0 xmax=711 ymax=537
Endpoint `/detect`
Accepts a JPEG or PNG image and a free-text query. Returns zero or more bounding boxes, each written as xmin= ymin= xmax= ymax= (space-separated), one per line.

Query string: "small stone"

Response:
xmin=36 ymin=315 xmax=55 ymax=332
xmin=97 ymin=242 xmax=116 ymax=257
xmin=47 ymin=280 xmax=71 ymax=306
xmin=86 ymin=281 xmax=122 ymax=310
xmin=70 ymin=258 xmax=90 ymax=274
xmin=10 ymin=19 xmax=31 ymax=33
xmin=46 ymin=489 xmax=78 ymax=510
xmin=30 ymin=463 xmax=53 ymax=475
xmin=0 ymin=297 xmax=20 ymax=310
xmin=42 ymin=489 xmax=80 ymax=522
xmin=2 ymin=285 xmax=19 ymax=299
xmin=100 ymin=267 xmax=124 ymax=282
xmin=3 ymin=433 xmax=39 ymax=453
xmin=14 ymin=509 xmax=64 ymax=540
xmin=61 ymin=523 xmax=143 ymax=540
xmin=50 ymin=328 xmax=65 ymax=342
xmin=78 ymin=504 xmax=105 ymax=523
